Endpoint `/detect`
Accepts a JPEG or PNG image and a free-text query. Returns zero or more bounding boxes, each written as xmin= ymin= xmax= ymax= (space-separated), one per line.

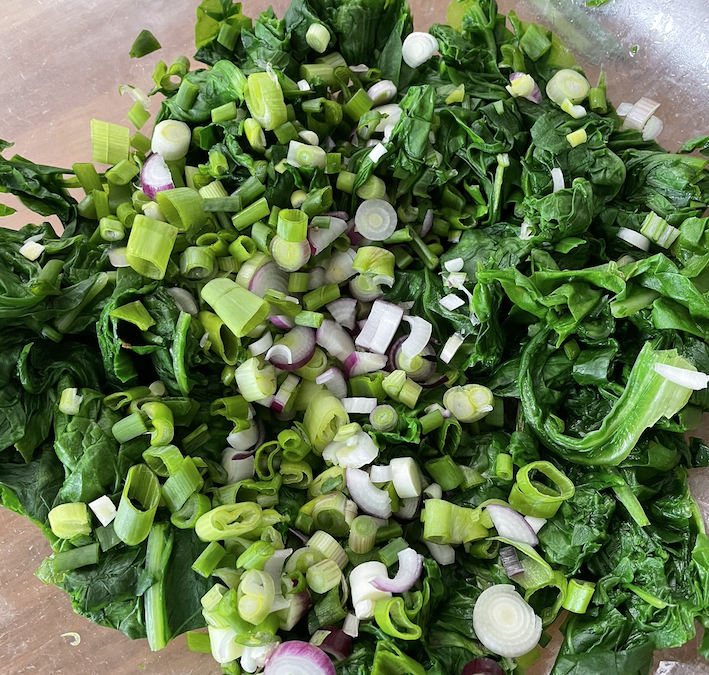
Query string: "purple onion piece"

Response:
xmin=461 ymin=658 xmax=507 ymax=675
xmin=317 ymin=628 xmax=353 ymax=662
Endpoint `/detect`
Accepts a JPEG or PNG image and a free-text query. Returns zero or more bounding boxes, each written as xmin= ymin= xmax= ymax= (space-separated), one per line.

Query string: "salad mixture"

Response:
xmin=3 ymin=0 xmax=709 ymax=674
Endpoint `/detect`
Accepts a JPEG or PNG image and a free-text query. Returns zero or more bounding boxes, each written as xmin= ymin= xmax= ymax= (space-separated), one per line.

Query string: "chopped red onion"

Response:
xmin=311 ymin=628 xmax=352 ymax=661
xmin=342 ymin=397 xmax=378 ymax=414
xmin=355 ymin=300 xmax=404 ymax=354
xmin=140 ymin=153 xmax=174 ymax=200
xmin=167 ymin=287 xmax=199 ymax=316
xmin=315 ymin=367 xmax=348 ymax=399
xmin=221 ymin=449 xmax=256 ymax=484
xmin=264 ymin=641 xmax=335 ymax=675
xmin=509 ymin=72 xmax=542 ymax=103
xmin=316 ymin=319 xmax=355 ymax=363
xmin=309 ymin=217 xmax=348 ymax=254
xmin=343 ymin=351 xmax=388 ymax=378
xmin=499 ymin=545 xmax=524 ymax=577
xmin=327 ymin=298 xmax=357 ymax=330
xmin=371 ymin=547 xmax=423 ymax=593
xmin=401 ymin=316 xmax=432 ymax=358
xmin=272 ymin=374 xmax=301 ymax=413
xmin=323 ymin=211 xmax=350 ymax=221
xmin=267 ymin=326 xmax=316 ymax=371
xmin=270 ymin=315 xmax=295 ymax=330
xmin=487 ymin=504 xmax=539 ymax=546
xmin=346 ymin=468 xmax=392 ymax=518
xmin=308 ymin=266 xmax=327 ymax=290
xmin=249 ymin=262 xmax=289 ymax=297
xmin=266 ymin=344 xmax=293 ymax=365
xmin=277 ymin=592 xmax=314 ymax=632
xmin=394 ymin=496 xmax=420 ymax=521
xmin=461 ymin=657 xmax=506 ymax=675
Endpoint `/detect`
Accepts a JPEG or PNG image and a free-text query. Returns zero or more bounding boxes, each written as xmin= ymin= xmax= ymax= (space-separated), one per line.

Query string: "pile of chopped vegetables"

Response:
xmin=3 ymin=0 xmax=709 ymax=674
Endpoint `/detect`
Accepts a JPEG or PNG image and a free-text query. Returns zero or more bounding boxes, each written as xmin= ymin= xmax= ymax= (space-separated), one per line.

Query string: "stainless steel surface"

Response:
xmin=1 ymin=0 xmax=708 ymax=672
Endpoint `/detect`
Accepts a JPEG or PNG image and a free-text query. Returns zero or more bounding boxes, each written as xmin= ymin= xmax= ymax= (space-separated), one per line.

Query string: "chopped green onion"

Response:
xmin=233 ymin=176 xmax=266 ymax=207
xmin=53 ymin=543 xmax=100 ymax=573
xmin=48 ymin=502 xmax=91 ymax=539
xmin=196 ymin=502 xmax=264 ymax=541
xmin=106 ymin=159 xmax=140 ymax=186
xmin=378 ymin=537 xmax=408 ymax=567
xmin=308 ymin=530 xmax=348 ymax=569
xmin=142 ymin=444 xmax=183 ymax=477
xmin=508 ymin=461 xmax=575 ymax=518
xmin=640 ymin=211 xmax=680 ymax=248
xmin=142 ymin=401 xmax=175 ymax=446
xmin=58 ymin=387 xmax=83 ymax=415
xmin=125 ymin=215 xmax=178 ymax=280
xmin=129 ymin=29 xmax=161 ymax=58
xmin=306 ymin=23 xmax=330 ymax=53
xmin=91 ymin=119 xmax=130 ymax=165
xmin=201 ymin=278 xmax=270 ymax=338
xmin=287 ymin=141 xmax=326 ymax=170
xmin=374 ymin=597 xmax=422 ymax=641
xmin=234 ymin=357 xmax=276 ymax=402
xmin=110 ymin=300 xmax=155 ymax=331
xmin=369 ymin=404 xmax=398 ymax=432
xmin=443 ymin=384 xmax=494 ymax=423
xmin=156 ymin=187 xmax=204 ymax=231
xmin=111 ymin=412 xmax=148 ymax=443
xmin=171 ymin=493 xmax=211 ymax=529
xmin=244 ymin=118 xmax=267 ymax=153
xmin=294 ymin=310 xmax=324 ymax=328
xmin=288 ymin=272 xmax=310 ymax=293
xmin=303 ymin=283 xmax=340 ymax=311
xmin=186 ymin=631 xmax=212 ymax=654
xmin=244 ymin=71 xmax=287 ymax=131
xmin=114 ymin=464 xmax=161 ymax=546
xmin=546 ymin=69 xmax=590 ymax=106
xmin=425 ymin=455 xmax=464 ymax=491
xmin=336 ymin=171 xmax=356 ymax=194
xmin=277 ymin=209 xmax=308 ymax=242
xmin=237 ymin=569 xmax=275 ymax=624
xmin=232 ymin=197 xmax=270 ymax=231
xmin=562 ymin=579 xmax=596 ymax=613
xmin=144 ymin=522 xmax=173 ymax=652
xmin=191 ymin=542 xmax=227 ymax=579
xmin=495 ymin=453 xmax=514 ymax=480
xmin=72 ymin=162 xmax=103 ymax=194
xmin=162 ymin=457 xmax=204 ymax=512
xmin=307 ymin=559 xmax=342 ymax=593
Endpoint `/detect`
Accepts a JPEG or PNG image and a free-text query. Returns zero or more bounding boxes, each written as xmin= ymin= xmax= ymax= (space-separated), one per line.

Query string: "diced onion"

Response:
xmin=263 ymin=641 xmax=335 ymax=675
xmin=88 ymin=495 xmax=117 ymax=527
xmin=346 ymin=467 xmax=392 ymax=518
xmin=486 ymin=504 xmax=539 ymax=546
xmin=221 ymin=450 xmax=256 ymax=484
xmin=151 ymin=120 xmax=191 ymax=161
xmin=342 ymin=613 xmax=360 ymax=638
xmin=402 ymin=32 xmax=439 ymax=68
xmin=616 ymin=227 xmax=650 ymax=252
xmin=472 ymin=585 xmax=542 ymax=658
xmin=525 ymin=516 xmax=547 ymax=534
xmin=355 ymin=300 xmax=404 ymax=354
xmin=439 ymin=294 xmax=465 ymax=311
xmin=654 ymin=363 xmax=709 ymax=390
xmin=443 ymin=257 xmax=464 ymax=273
xmin=19 ymin=240 xmax=44 ymax=261
xmin=297 ymin=79 xmax=311 ymax=92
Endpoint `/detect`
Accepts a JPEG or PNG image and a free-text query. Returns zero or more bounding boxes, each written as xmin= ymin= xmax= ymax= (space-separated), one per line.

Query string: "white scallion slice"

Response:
xmin=402 ymin=32 xmax=439 ymax=68
xmin=654 ymin=363 xmax=709 ymax=390
xmin=298 ymin=130 xmax=319 ymax=146
xmin=401 ymin=316 xmax=433 ymax=358
xmin=151 ymin=120 xmax=192 ymax=161
xmin=390 ymin=457 xmax=421 ymax=499
xmin=616 ymin=227 xmax=650 ymax=252
xmin=342 ymin=397 xmax=379 ymax=414
xmin=622 ymin=97 xmax=661 ymax=132
xmin=472 ymin=585 xmax=542 ymax=658
xmin=551 ymin=167 xmax=565 ymax=193
xmin=373 ymin=104 xmax=402 ymax=134
xmin=287 ymin=140 xmax=326 ymax=169
xmin=546 ymin=69 xmax=590 ymax=105
xmin=424 ymin=540 xmax=455 ymax=565
xmin=354 ymin=199 xmax=398 ymax=241
xmin=443 ymin=257 xmax=464 ymax=273
xmin=616 ymin=102 xmax=634 ymax=116
xmin=642 ymin=115 xmax=663 ymax=141
xmin=366 ymin=80 xmax=397 ymax=106
xmin=367 ymin=143 xmax=388 ymax=164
